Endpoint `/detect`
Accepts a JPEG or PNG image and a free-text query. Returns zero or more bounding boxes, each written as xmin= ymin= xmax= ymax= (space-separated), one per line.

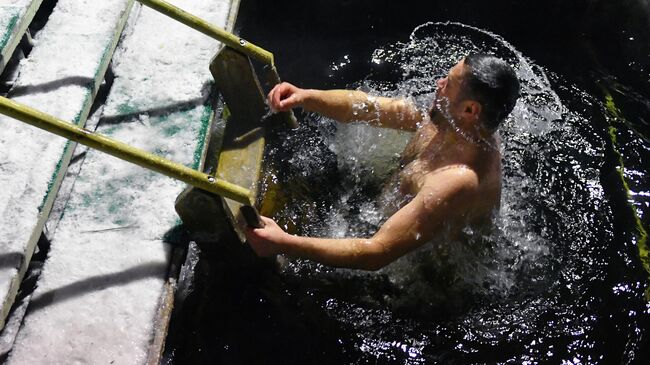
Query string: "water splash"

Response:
xmin=259 ymin=21 xmax=647 ymax=363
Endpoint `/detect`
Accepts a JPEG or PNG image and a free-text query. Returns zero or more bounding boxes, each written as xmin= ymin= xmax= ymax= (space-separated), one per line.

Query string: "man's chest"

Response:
xmin=398 ymin=128 xmax=443 ymax=193
xmin=397 ymin=124 xmax=471 ymax=194
xmin=400 ymin=123 xmax=438 ymax=164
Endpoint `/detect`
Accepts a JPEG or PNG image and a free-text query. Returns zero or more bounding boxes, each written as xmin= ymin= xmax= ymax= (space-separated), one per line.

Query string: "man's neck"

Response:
xmin=432 ymin=113 xmax=496 ymax=151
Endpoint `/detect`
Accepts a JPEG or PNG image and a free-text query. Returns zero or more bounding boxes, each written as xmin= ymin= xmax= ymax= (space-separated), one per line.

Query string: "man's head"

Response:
xmin=432 ymin=54 xmax=520 ymax=132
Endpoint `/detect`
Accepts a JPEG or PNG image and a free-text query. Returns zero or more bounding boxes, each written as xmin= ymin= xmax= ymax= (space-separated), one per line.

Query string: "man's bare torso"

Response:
xmin=390 ymin=118 xmax=502 ymax=228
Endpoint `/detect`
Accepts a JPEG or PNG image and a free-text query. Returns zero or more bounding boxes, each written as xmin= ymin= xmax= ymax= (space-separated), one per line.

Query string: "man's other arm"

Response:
xmin=246 ymin=168 xmax=479 ymax=270
xmin=267 ymin=82 xmax=424 ymax=131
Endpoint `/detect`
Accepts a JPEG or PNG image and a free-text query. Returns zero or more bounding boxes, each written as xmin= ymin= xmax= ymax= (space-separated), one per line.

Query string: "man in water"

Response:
xmin=246 ymin=54 xmax=520 ymax=270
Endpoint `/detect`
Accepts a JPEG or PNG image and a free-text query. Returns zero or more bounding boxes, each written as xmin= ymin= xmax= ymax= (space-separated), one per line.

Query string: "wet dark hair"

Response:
xmin=461 ymin=54 xmax=520 ymax=131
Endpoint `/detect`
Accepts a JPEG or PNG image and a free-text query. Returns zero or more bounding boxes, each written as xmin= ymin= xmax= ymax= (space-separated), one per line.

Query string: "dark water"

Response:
xmin=164 ymin=1 xmax=650 ymax=364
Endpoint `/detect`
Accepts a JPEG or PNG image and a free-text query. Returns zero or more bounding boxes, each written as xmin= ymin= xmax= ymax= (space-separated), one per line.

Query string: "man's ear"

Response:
xmin=462 ymin=100 xmax=481 ymax=119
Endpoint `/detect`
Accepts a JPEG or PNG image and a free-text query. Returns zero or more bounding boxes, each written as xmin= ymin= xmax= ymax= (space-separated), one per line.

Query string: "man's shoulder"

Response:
xmin=415 ymin=166 xmax=478 ymax=204
xmin=418 ymin=165 xmax=488 ymax=219
xmin=424 ymin=164 xmax=480 ymax=192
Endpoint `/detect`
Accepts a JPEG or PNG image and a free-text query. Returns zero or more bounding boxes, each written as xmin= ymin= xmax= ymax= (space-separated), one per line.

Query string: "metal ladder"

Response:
xmin=0 ymin=0 xmax=295 ymax=229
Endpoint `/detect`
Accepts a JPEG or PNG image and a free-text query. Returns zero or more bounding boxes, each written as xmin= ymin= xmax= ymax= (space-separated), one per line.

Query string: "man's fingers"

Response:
xmin=266 ymin=85 xmax=278 ymax=111
xmin=259 ymin=216 xmax=275 ymax=226
xmin=270 ymin=86 xmax=278 ymax=106
xmin=267 ymin=82 xmax=301 ymax=112
xmin=269 ymin=85 xmax=283 ymax=111
xmin=279 ymin=94 xmax=297 ymax=110
xmin=249 ymin=216 xmax=274 ymax=232
xmin=273 ymin=83 xmax=285 ymax=100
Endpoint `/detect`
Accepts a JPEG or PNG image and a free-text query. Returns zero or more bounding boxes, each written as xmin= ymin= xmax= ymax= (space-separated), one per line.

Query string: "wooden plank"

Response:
xmin=0 ymin=0 xmax=43 ymax=74
xmin=145 ymin=280 xmax=175 ymax=365
xmin=152 ymin=1 xmax=243 ymax=359
xmin=6 ymin=1 xmax=235 ymax=363
xmin=0 ymin=0 xmax=134 ymax=332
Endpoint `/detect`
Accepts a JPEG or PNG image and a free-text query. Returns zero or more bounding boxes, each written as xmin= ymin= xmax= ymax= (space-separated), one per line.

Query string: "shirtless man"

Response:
xmin=245 ymin=54 xmax=520 ymax=270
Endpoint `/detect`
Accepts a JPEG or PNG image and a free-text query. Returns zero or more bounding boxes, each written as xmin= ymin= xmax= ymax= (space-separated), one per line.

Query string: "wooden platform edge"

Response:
xmin=0 ymin=0 xmax=44 ymax=74
xmin=145 ymin=279 xmax=175 ymax=365
xmin=0 ymin=0 xmax=136 ymax=331
xmin=146 ymin=0 xmax=242 ymax=362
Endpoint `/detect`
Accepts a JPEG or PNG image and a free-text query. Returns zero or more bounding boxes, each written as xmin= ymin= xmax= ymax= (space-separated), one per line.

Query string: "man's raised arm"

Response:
xmin=268 ymin=82 xmax=424 ymax=131
xmin=246 ymin=167 xmax=479 ymax=270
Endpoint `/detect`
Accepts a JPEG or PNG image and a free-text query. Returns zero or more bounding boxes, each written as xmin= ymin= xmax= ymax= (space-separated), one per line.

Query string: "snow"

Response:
xmin=1 ymin=1 xmax=31 ymax=53
xmin=0 ymin=0 xmax=133 ymax=330
xmin=5 ymin=0 xmax=232 ymax=363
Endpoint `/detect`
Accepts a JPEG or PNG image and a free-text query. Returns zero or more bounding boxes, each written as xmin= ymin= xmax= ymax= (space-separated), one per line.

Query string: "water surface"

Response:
xmin=164 ymin=2 xmax=650 ymax=363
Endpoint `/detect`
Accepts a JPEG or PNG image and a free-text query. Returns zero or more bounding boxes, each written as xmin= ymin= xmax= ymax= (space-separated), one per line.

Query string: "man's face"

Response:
xmin=430 ymin=59 xmax=467 ymax=120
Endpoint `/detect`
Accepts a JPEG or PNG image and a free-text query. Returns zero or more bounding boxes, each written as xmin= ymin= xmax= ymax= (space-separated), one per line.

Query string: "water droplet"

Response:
xmin=207 ymin=176 xmax=215 ymax=183
xmin=239 ymin=38 xmax=246 ymax=46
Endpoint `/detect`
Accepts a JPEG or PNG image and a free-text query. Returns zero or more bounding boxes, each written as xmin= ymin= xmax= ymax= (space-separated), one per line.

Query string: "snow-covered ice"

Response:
xmin=6 ymin=0 xmax=232 ymax=363
xmin=1 ymin=0 xmax=43 ymax=73
xmin=0 ymin=0 xmax=133 ymax=331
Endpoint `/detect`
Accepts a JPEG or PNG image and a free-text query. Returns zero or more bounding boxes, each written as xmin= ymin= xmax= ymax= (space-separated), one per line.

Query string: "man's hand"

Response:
xmin=267 ymin=82 xmax=308 ymax=112
xmin=245 ymin=216 xmax=290 ymax=257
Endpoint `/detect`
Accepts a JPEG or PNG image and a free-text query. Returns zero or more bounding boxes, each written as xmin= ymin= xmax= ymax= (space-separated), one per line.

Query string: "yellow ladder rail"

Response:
xmin=137 ymin=0 xmax=273 ymax=65
xmin=136 ymin=0 xmax=298 ymax=129
xmin=0 ymin=96 xmax=254 ymax=205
